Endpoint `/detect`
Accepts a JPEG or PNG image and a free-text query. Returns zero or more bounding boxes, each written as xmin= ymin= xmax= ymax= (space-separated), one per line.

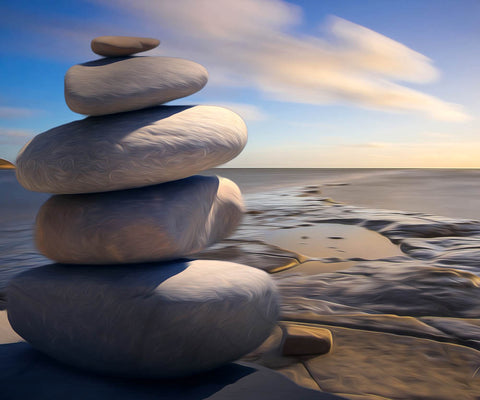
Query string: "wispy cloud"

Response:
xmin=0 ymin=107 xmax=38 ymax=119
xmin=232 ymin=140 xmax=480 ymax=168
xmin=342 ymin=142 xmax=392 ymax=148
xmin=5 ymin=0 xmax=470 ymax=121
xmin=0 ymin=128 xmax=34 ymax=144
xmin=204 ymin=102 xmax=268 ymax=121
xmin=421 ymin=131 xmax=455 ymax=139
xmin=92 ymin=0 xmax=470 ymax=121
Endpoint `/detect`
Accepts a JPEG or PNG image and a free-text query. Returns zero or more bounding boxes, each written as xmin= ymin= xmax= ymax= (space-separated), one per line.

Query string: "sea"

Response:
xmin=1 ymin=167 xmax=480 ymax=296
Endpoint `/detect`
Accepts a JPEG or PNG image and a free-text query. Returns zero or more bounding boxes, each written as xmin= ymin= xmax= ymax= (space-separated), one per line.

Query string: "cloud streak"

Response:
xmin=233 ymin=140 xmax=480 ymax=168
xmin=0 ymin=107 xmax=38 ymax=119
xmin=0 ymin=128 xmax=34 ymax=144
xmin=343 ymin=142 xmax=392 ymax=149
xmin=94 ymin=0 xmax=470 ymax=121
xmin=204 ymin=102 xmax=268 ymax=121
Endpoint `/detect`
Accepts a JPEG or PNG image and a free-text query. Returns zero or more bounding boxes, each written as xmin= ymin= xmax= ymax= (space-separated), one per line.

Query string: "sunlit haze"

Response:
xmin=1 ymin=0 xmax=478 ymax=167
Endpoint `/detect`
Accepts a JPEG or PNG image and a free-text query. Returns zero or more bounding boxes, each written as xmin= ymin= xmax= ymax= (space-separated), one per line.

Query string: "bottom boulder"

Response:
xmin=6 ymin=260 xmax=279 ymax=378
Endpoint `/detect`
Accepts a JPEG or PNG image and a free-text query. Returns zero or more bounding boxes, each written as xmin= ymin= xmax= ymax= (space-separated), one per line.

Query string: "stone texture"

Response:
xmin=91 ymin=36 xmax=160 ymax=57
xmin=6 ymin=260 xmax=280 ymax=378
xmin=16 ymin=105 xmax=247 ymax=194
xmin=281 ymin=324 xmax=332 ymax=356
xmin=35 ymin=175 xmax=244 ymax=264
xmin=65 ymin=56 xmax=208 ymax=116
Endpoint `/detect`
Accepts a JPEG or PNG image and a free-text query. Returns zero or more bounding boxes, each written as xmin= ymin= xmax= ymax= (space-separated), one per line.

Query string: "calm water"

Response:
xmin=207 ymin=168 xmax=480 ymax=220
xmin=2 ymin=168 xmax=480 ymax=224
xmin=0 ymin=168 xmax=479 ymax=291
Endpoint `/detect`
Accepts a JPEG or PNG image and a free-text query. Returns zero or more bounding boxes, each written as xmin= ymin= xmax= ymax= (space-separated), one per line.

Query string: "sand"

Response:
xmin=197 ymin=185 xmax=480 ymax=399
xmin=0 ymin=311 xmax=22 ymax=344
xmin=0 ymin=159 xmax=15 ymax=169
xmin=245 ymin=321 xmax=480 ymax=400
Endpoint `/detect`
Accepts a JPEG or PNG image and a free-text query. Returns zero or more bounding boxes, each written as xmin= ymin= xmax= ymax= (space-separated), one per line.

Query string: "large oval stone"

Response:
xmin=6 ymin=260 xmax=280 ymax=378
xmin=35 ymin=175 xmax=244 ymax=264
xmin=65 ymin=56 xmax=208 ymax=115
xmin=16 ymin=105 xmax=247 ymax=194
xmin=91 ymin=36 xmax=160 ymax=57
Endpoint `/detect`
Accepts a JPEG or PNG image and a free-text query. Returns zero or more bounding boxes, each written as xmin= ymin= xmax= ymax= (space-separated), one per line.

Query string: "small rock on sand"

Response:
xmin=281 ymin=324 xmax=332 ymax=356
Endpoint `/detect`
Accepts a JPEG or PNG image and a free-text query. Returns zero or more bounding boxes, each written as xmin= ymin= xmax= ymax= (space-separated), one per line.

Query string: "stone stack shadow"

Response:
xmin=8 ymin=36 xmax=279 ymax=378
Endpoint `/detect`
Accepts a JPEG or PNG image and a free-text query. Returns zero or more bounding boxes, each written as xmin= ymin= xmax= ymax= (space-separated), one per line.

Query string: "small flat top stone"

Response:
xmin=91 ymin=36 xmax=160 ymax=57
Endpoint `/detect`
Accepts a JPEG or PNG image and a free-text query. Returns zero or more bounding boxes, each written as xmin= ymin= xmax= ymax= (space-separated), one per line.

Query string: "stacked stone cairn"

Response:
xmin=8 ymin=36 xmax=279 ymax=378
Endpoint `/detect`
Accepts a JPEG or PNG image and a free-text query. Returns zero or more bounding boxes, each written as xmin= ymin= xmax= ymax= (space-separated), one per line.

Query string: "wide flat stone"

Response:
xmin=65 ymin=56 xmax=208 ymax=116
xmin=6 ymin=260 xmax=280 ymax=378
xmin=91 ymin=36 xmax=160 ymax=57
xmin=16 ymin=105 xmax=247 ymax=194
xmin=35 ymin=175 xmax=244 ymax=264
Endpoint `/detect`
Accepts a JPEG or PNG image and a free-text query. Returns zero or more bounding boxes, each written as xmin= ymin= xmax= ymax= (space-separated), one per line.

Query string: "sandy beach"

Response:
xmin=1 ymin=169 xmax=480 ymax=398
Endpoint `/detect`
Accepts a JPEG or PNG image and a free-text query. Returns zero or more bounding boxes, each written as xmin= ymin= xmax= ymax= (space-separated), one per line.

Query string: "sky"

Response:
xmin=0 ymin=0 xmax=479 ymax=167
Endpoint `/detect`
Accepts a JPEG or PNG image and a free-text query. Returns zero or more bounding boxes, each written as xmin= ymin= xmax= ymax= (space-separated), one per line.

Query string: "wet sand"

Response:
xmin=195 ymin=185 xmax=480 ymax=399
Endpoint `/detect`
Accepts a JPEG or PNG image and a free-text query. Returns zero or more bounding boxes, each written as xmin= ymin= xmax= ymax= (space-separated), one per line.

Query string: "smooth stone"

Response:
xmin=65 ymin=57 xmax=208 ymax=115
xmin=16 ymin=105 xmax=247 ymax=194
xmin=35 ymin=175 xmax=244 ymax=264
xmin=281 ymin=324 xmax=332 ymax=357
xmin=6 ymin=260 xmax=280 ymax=378
xmin=91 ymin=36 xmax=160 ymax=57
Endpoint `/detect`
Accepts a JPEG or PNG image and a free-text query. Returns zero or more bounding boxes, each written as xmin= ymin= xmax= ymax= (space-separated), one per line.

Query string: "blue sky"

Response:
xmin=1 ymin=0 xmax=479 ymax=167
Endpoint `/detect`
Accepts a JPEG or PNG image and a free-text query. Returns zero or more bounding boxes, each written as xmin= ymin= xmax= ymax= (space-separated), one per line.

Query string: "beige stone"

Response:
xmin=91 ymin=36 xmax=159 ymax=57
xmin=281 ymin=324 xmax=332 ymax=356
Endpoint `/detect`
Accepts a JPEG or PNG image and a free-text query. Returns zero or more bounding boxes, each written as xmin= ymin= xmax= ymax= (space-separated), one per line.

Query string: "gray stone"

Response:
xmin=91 ymin=36 xmax=160 ymax=57
xmin=35 ymin=175 xmax=244 ymax=264
xmin=65 ymin=56 xmax=208 ymax=115
xmin=16 ymin=105 xmax=247 ymax=194
xmin=7 ymin=260 xmax=280 ymax=378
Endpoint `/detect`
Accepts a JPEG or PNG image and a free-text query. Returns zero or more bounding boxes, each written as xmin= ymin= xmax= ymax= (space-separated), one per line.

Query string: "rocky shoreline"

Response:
xmin=1 ymin=183 xmax=480 ymax=398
